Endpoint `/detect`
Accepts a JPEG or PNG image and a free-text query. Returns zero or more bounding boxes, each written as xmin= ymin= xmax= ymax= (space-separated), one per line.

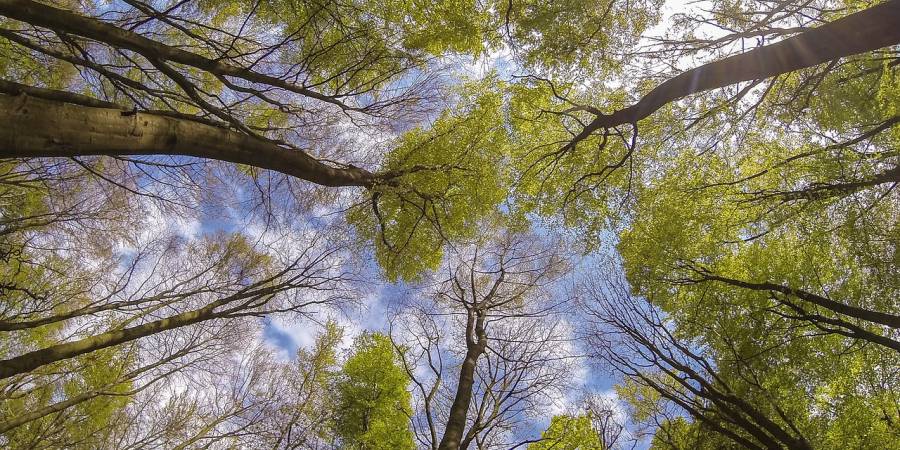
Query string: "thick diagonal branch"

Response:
xmin=698 ymin=273 xmax=900 ymax=329
xmin=0 ymin=284 xmax=280 ymax=379
xmin=566 ymin=0 xmax=900 ymax=149
xmin=0 ymin=92 xmax=376 ymax=187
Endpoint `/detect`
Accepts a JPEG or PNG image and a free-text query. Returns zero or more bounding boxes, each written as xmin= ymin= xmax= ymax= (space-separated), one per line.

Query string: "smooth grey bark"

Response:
xmin=2 ymin=3 xmax=898 ymax=186
xmin=437 ymin=311 xmax=486 ymax=450
xmin=0 ymin=93 xmax=376 ymax=187
xmin=567 ymin=0 xmax=900 ymax=147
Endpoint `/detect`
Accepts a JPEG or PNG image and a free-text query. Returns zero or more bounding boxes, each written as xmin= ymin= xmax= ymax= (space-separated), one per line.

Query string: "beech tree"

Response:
xmin=334 ymin=332 xmax=415 ymax=450
xmin=2 ymin=0 xmax=899 ymax=448
xmin=582 ymin=265 xmax=899 ymax=449
xmin=390 ymin=230 xmax=576 ymax=450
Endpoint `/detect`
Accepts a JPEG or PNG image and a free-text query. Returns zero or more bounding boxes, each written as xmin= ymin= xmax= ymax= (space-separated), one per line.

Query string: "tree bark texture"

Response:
xmin=0 ymin=93 xmax=375 ymax=187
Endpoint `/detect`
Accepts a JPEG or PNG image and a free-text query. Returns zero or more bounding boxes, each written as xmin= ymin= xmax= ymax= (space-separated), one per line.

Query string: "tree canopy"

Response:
xmin=335 ymin=332 xmax=416 ymax=450
xmin=1 ymin=0 xmax=898 ymax=448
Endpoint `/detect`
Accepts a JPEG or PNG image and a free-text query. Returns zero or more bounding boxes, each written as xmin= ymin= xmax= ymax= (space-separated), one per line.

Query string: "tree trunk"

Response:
xmin=0 ymin=288 xmax=271 ymax=379
xmin=438 ymin=313 xmax=486 ymax=450
xmin=0 ymin=92 xmax=375 ymax=187
xmin=702 ymin=274 xmax=900 ymax=329
xmin=0 ymin=0 xmax=348 ymax=109
xmin=569 ymin=0 xmax=900 ymax=146
xmin=438 ymin=348 xmax=482 ymax=450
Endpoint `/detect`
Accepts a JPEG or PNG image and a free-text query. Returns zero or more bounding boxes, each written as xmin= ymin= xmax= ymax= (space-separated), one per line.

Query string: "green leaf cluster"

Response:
xmin=334 ymin=332 xmax=415 ymax=450
xmin=530 ymin=414 xmax=605 ymax=450
xmin=351 ymin=80 xmax=512 ymax=281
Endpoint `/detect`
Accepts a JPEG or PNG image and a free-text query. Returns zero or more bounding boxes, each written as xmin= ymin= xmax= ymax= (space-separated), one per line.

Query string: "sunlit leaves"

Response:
xmin=335 ymin=332 xmax=415 ymax=450
xmin=529 ymin=414 xmax=604 ymax=450
xmin=351 ymin=81 xmax=512 ymax=281
xmin=506 ymin=0 xmax=663 ymax=78
xmin=2 ymin=348 xmax=133 ymax=449
xmin=509 ymin=81 xmax=643 ymax=249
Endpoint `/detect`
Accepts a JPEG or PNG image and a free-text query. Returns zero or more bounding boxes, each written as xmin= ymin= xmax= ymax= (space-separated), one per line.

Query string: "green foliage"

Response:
xmin=615 ymin=376 xmax=664 ymax=424
xmin=648 ymin=417 xmax=730 ymax=450
xmin=575 ymin=7 xmax=900 ymax=448
xmin=529 ymin=414 xmax=605 ymax=450
xmin=615 ymin=150 xmax=899 ymax=447
xmin=1 ymin=347 xmax=134 ymax=449
xmin=0 ymin=166 xmax=134 ymax=448
xmin=505 ymin=0 xmax=662 ymax=76
xmin=297 ymin=320 xmax=343 ymax=389
xmin=351 ymin=80 xmax=512 ymax=281
xmin=194 ymin=0 xmax=661 ymax=76
xmin=283 ymin=320 xmax=345 ymax=444
xmin=334 ymin=332 xmax=415 ymax=450
xmin=375 ymin=0 xmax=494 ymax=56
xmin=509 ymin=81 xmax=645 ymax=249
xmin=2 ymin=2 xmax=898 ymax=447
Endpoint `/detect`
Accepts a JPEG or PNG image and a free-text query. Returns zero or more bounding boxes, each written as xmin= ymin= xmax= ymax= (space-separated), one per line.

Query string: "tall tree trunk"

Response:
xmin=0 ymin=288 xmax=273 ymax=379
xmin=568 ymin=0 xmax=900 ymax=147
xmin=0 ymin=92 xmax=375 ymax=187
xmin=438 ymin=312 xmax=486 ymax=450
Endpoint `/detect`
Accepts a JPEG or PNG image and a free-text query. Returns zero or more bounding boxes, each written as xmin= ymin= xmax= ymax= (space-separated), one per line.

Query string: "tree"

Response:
xmin=508 ymin=1 xmax=900 ymax=256
xmin=561 ymin=0 xmax=900 ymax=143
xmin=270 ymin=320 xmax=344 ymax=448
xmin=2 ymin=0 xmax=900 ymax=447
xmin=0 ymin=152 xmax=356 ymax=447
xmin=334 ymin=332 xmax=415 ymax=450
xmin=0 ymin=228 xmax=352 ymax=379
xmin=0 ymin=0 xmax=665 ymax=277
xmin=582 ymin=265 xmax=899 ymax=449
xmin=529 ymin=414 xmax=604 ymax=450
xmin=527 ymin=395 xmax=629 ymax=450
xmin=0 ymin=346 xmax=132 ymax=449
xmin=390 ymin=229 xmax=576 ymax=450
xmin=431 ymin=233 xmax=568 ymax=450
